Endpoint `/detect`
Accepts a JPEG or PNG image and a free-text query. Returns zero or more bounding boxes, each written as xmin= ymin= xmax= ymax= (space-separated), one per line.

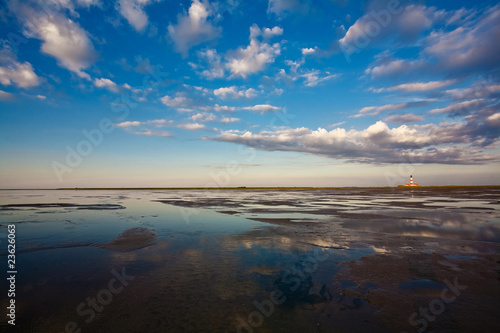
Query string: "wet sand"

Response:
xmin=0 ymin=187 xmax=499 ymax=332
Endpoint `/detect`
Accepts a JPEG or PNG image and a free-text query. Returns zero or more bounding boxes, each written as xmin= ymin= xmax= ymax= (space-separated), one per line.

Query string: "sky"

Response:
xmin=0 ymin=0 xmax=499 ymax=188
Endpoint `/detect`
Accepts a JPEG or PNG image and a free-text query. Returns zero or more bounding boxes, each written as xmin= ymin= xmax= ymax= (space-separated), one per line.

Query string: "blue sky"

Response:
xmin=0 ymin=0 xmax=499 ymax=188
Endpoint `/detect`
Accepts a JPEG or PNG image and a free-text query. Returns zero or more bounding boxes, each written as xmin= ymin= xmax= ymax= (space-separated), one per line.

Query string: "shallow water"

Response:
xmin=0 ymin=188 xmax=499 ymax=332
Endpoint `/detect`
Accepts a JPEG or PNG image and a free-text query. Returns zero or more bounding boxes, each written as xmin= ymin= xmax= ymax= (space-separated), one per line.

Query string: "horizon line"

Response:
xmin=1 ymin=185 xmax=500 ymax=191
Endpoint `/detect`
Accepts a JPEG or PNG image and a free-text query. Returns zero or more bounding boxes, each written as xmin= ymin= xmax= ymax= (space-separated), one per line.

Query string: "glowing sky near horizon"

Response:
xmin=0 ymin=0 xmax=499 ymax=188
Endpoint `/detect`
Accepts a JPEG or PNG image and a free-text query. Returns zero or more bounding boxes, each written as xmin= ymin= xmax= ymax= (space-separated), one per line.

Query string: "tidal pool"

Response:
xmin=0 ymin=188 xmax=499 ymax=332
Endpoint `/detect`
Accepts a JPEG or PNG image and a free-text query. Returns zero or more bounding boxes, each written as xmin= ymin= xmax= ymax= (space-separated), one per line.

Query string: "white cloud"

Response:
xmin=178 ymin=123 xmax=206 ymax=130
xmin=210 ymin=117 xmax=500 ymax=164
xmin=148 ymin=119 xmax=174 ymax=126
xmin=486 ymin=113 xmax=500 ymax=127
xmin=0 ymin=45 xmax=40 ymax=88
xmin=190 ymin=112 xmax=216 ymax=122
xmin=220 ymin=116 xmax=239 ymax=123
xmin=226 ymin=25 xmax=282 ymax=78
xmin=272 ymin=88 xmax=284 ymax=95
xmin=160 ymin=93 xmax=191 ymax=108
xmin=301 ymin=70 xmax=336 ymax=87
xmin=212 ymin=104 xmax=238 ymax=112
xmin=134 ymin=130 xmax=172 ymax=137
xmin=213 ymin=86 xmax=258 ymax=99
xmin=117 ymin=121 xmax=142 ymax=127
xmin=301 ymin=47 xmax=317 ymax=55
xmin=279 ymin=57 xmax=337 ymax=87
xmin=116 ymin=0 xmax=156 ymax=33
xmin=329 ymin=121 xmax=346 ymax=128
xmin=94 ymin=78 xmax=120 ymax=93
xmin=374 ymin=79 xmax=457 ymax=93
xmin=197 ymin=49 xmax=225 ymax=79
xmin=243 ymin=104 xmax=281 ymax=114
xmin=11 ymin=3 xmax=97 ymax=79
xmin=168 ymin=0 xmax=221 ymax=56
xmin=117 ymin=119 xmax=174 ymax=128
xmin=250 ymin=25 xmax=283 ymax=39
xmin=354 ymin=101 xmax=429 ymax=117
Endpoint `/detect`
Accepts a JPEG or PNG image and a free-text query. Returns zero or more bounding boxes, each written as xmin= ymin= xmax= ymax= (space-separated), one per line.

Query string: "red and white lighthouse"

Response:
xmin=405 ymin=175 xmax=420 ymax=186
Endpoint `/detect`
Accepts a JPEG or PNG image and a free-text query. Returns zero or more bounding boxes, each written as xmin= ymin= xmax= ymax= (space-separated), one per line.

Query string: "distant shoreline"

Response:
xmin=1 ymin=185 xmax=500 ymax=191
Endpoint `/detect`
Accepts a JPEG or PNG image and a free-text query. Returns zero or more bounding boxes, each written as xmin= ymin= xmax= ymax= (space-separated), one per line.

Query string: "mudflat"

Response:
xmin=0 ymin=187 xmax=499 ymax=332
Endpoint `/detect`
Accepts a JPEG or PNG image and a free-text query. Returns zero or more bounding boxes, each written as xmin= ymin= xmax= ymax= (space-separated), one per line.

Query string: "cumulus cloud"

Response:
xmin=0 ymin=44 xmax=40 ymax=88
xmin=168 ymin=0 xmax=221 ymax=57
xmin=10 ymin=2 xmax=97 ymax=79
xmin=160 ymin=93 xmax=192 ymax=108
xmin=189 ymin=112 xmax=239 ymax=123
xmin=190 ymin=112 xmax=216 ymax=122
xmin=116 ymin=0 xmax=159 ymax=32
xmin=213 ymin=86 xmax=257 ymax=99
xmin=301 ymin=47 xmax=317 ymax=55
xmin=178 ymin=123 xmax=206 ymax=130
xmin=226 ymin=24 xmax=282 ymax=78
xmin=93 ymin=78 xmax=132 ymax=93
xmin=220 ymin=116 xmax=239 ymax=123
xmin=116 ymin=120 xmax=142 ymax=127
xmin=211 ymin=104 xmax=238 ymax=112
xmin=242 ymin=104 xmax=281 ymax=114
xmin=209 ymin=115 xmax=500 ymax=164
xmin=197 ymin=49 xmax=225 ymax=79
xmin=250 ymin=25 xmax=283 ymax=39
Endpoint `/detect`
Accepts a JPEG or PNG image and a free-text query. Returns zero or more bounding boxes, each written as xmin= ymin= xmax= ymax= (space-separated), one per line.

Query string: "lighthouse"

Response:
xmin=405 ymin=175 xmax=420 ymax=187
